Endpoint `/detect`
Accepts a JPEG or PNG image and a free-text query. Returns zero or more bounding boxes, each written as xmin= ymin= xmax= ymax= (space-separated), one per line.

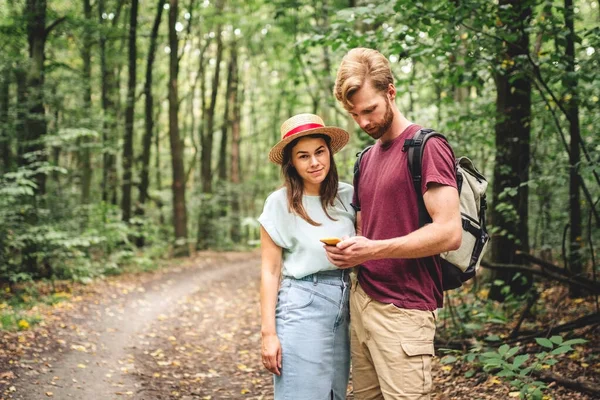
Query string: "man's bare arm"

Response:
xmin=325 ymin=184 xmax=461 ymax=268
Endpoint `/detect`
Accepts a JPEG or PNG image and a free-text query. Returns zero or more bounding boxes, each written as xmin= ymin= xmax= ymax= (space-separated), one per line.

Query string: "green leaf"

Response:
xmin=482 ymin=351 xmax=501 ymax=359
xmin=483 ymin=358 xmax=504 ymax=367
xmin=506 ymin=346 xmax=520 ymax=359
xmin=513 ymin=354 xmax=529 ymax=368
xmin=549 ymin=335 xmax=563 ymax=345
xmin=497 ymin=369 xmax=516 ymax=377
xmin=465 ymin=369 xmax=475 ymax=378
xmin=535 ymin=338 xmax=554 ymax=349
xmin=519 ymin=366 xmax=534 ymax=376
xmin=550 ymin=345 xmax=572 ymax=355
xmin=485 ymin=334 xmax=501 ymax=342
xmin=561 ymin=338 xmax=587 ymax=346
xmin=531 ymin=388 xmax=543 ymax=400
xmin=441 ymin=355 xmax=457 ymax=364
xmin=464 ymin=323 xmax=483 ymax=330
xmin=498 ymin=344 xmax=510 ymax=356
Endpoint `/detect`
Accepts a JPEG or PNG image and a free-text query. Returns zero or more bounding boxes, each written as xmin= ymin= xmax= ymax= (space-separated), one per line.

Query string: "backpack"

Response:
xmin=352 ymin=128 xmax=490 ymax=291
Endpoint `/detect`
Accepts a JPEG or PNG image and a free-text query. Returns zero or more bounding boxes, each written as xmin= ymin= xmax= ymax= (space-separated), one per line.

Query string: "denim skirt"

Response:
xmin=274 ymin=269 xmax=351 ymax=400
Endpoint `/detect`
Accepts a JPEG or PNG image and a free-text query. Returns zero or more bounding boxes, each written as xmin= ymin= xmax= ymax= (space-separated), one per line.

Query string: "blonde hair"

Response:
xmin=333 ymin=48 xmax=394 ymax=109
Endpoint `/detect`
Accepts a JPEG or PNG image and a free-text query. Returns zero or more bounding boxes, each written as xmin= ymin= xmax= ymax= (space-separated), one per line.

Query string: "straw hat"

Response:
xmin=268 ymin=113 xmax=350 ymax=164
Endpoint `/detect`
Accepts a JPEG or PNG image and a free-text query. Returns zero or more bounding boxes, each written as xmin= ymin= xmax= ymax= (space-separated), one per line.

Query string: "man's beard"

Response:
xmin=365 ymin=100 xmax=394 ymax=140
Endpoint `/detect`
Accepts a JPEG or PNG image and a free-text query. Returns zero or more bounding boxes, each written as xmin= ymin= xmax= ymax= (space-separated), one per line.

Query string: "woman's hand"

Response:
xmin=261 ymin=332 xmax=282 ymax=376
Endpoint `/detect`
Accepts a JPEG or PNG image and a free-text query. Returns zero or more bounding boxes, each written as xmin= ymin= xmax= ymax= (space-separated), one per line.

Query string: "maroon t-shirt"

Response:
xmin=353 ymin=124 xmax=457 ymax=311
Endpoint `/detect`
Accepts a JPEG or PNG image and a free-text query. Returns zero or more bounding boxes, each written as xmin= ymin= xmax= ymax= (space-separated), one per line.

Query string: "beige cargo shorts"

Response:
xmin=350 ymin=282 xmax=437 ymax=400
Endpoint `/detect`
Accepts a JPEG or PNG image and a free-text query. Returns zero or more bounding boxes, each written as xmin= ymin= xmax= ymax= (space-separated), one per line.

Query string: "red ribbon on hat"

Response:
xmin=283 ymin=123 xmax=324 ymax=139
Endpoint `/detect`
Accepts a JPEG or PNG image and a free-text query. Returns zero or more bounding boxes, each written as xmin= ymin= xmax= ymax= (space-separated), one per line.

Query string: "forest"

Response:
xmin=0 ymin=0 xmax=598 ymax=399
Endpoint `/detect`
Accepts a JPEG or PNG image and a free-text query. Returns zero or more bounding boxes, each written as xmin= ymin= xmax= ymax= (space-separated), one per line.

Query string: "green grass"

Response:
xmin=0 ymin=309 xmax=42 ymax=331
xmin=0 ymin=285 xmax=69 ymax=331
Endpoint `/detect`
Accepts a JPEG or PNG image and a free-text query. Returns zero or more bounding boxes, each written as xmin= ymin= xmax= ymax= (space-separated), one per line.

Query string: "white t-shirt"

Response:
xmin=258 ymin=182 xmax=356 ymax=279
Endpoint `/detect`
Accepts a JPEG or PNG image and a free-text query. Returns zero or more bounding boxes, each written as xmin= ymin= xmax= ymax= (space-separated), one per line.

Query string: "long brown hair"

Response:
xmin=281 ymin=134 xmax=339 ymax=226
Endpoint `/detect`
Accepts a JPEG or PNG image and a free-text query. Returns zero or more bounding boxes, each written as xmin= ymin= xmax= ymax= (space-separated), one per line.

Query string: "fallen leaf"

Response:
xmin=71 ymin=344 xmax=87 ymax=352
xmin=0 ymin=371 xmax=15 ymax=379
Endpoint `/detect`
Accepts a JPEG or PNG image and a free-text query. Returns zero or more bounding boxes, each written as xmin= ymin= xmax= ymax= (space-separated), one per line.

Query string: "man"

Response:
xmin=325 ymin=48 xmax=462 ymax=399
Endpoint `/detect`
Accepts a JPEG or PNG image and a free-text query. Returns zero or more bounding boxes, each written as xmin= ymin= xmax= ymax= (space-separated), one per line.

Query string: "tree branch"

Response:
xmin=45 ymin=17 xmax=67 ymax=40
xmin=516 ymin=251 xmax=572 ymax=277
xmin=505 ymin=313 xmax=600 ymax=345
xmin=480 ymin=261 xmax=600 ymax=294
xmin=534 ymin=371 xmax=600 ymax=397
xmin=510 ymin=290 xmax=539 ymax=338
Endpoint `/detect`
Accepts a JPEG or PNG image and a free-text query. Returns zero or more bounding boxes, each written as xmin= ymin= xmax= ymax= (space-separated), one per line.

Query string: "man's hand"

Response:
xmin=324 ymin=236 xmax=378 ymax=269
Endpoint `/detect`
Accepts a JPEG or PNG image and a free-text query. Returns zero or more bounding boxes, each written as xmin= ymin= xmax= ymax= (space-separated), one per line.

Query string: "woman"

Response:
xmin=258 ymin=113 xmax=355 ymax=400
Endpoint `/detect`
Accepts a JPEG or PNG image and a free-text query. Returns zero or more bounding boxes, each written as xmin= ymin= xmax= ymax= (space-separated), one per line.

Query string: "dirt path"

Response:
xmin=2 ymin=252 xmax=270 ymax=400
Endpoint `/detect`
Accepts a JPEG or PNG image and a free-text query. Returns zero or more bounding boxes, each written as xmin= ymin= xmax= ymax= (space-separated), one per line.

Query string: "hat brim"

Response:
xmin=268 ymin=127 xmax=350 ymax=164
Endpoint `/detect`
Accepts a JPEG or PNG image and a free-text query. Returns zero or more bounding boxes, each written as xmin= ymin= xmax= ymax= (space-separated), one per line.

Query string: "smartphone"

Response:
xmin=320 ymin=237 xmax=341 ymax=246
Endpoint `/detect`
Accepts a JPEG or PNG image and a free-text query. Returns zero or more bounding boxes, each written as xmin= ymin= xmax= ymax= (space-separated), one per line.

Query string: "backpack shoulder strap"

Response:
xmin=402 ymin=128 xmax=448 ymax=227
xmin=351 ymin=145 xmax=373 ymax=212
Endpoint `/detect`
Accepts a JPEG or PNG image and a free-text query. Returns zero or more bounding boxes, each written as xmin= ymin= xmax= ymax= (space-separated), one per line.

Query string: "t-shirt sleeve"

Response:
xmin=258 ymin=191 xmax=291 ymax=249
xmin=421 ymin=137 xmax=457 ymax=195
xmin=338 ymin=182 xmax=356 ymax=222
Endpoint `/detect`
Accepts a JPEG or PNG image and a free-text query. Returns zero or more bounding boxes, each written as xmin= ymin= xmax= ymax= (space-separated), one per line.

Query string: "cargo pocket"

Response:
xmin=400 ymin=341 xmax=435 ymax=395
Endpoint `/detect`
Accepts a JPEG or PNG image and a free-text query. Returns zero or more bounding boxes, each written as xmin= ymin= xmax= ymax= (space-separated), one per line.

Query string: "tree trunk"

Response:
xmin=196 ymin=38 xmax=210 ymax=186
xmin=136 ymin=0 xmax=165 ymax=247
xmin=155 ymin=106 xmax=162 ymax=205
xmin=15 ymin=68 xmax=26 ymax=162
xmin=564 ymin=0 xmax=583 ymax=297
xmin=185 ymin=34 xmax=208 ymax=186
xmin=197 ymin=3 xmax=224 ymax=250
xmin=49 ymin=96 xmax=61 ymax=188
xmin=23 ymin=0 xmax=48 ymax=195
xmin=319 ymin=0 xmax=333 ymax=121
xmin=99 ymin=0 xmax=124 ymax=205
xmin=218 ymin=49 xmax=235 ymax=182
xmin=0 ymin=71 xmax=11 ymax=173
xmin=80 ymin=0 xmax=93 ymax=204
xmin=201 ymin=21 xmax=224 ymax=194
xmin=489 ymin=0 xmax=533 ymax=301
xmin=215 ymin=44 xmax=235 ymax=241
xmin=169 ymin=0 xmax=189 ymax=256
xmin=99 ymin=0 xmax=111 ymax=204
xmin=230 ymin=47 xmax=241 ymax=243
xmin=121 ymin=0 xmax=138 ymax=222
